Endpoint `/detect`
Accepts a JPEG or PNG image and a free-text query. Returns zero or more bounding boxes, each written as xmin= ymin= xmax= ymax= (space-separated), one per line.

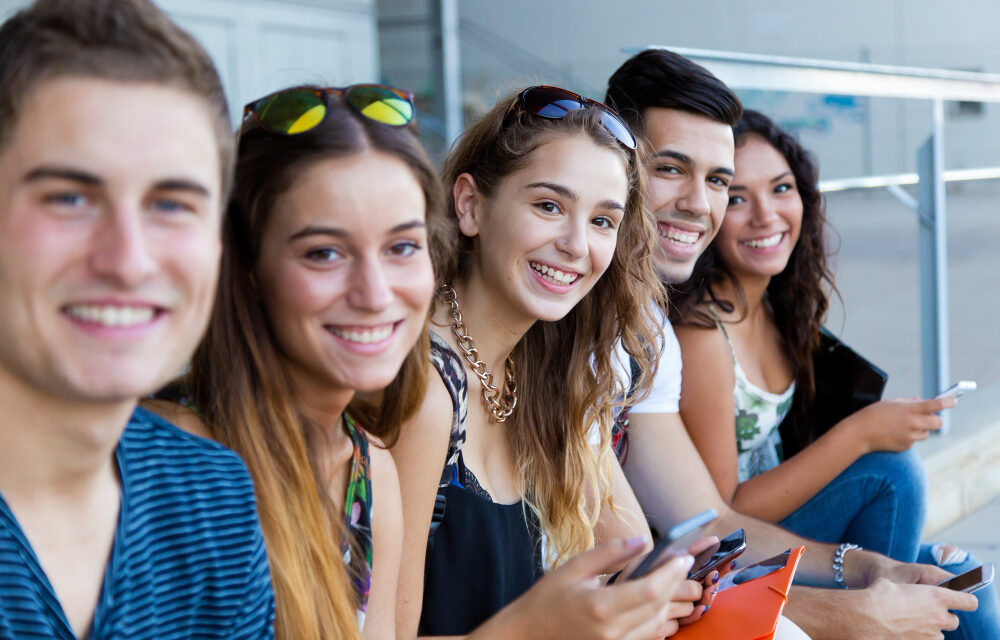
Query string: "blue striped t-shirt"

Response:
xmin=0 ymin=407 xmax=275 ymax=639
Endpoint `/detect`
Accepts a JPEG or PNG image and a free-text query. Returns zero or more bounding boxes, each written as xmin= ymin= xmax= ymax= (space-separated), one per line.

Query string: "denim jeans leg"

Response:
xmin=918 ymin=543 xmax=1000 ymax=640
xmin=778 ymin=450 xmax=927 ymax=563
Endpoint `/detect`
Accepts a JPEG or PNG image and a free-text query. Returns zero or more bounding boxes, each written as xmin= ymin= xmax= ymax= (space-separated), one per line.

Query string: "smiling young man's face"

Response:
xmin=0 ymin=76 xmax=223 ymax=405
xmin=641 ymin=108 xmax=735 ymax=285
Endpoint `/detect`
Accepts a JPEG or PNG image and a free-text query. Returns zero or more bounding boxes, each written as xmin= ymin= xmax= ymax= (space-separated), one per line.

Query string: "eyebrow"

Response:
xmin=288 ymin=219 xmax=425 ymax=241
xmin=526 ymin=181 xmax=624 ymax=212
xmin=153 ymin=178 xmax=211 ymax=197
xmin=23 ymin=166 xmax=212 ymax=196
xmin=23 ymin=166 xmax=101 ymax=185
xmin=652 ymin=150 xmax=735 ymax=177
xmin=526 ymin=181 xmax=577 ymax=201
xmin=729 ymin=171 xmax=794 ymax=192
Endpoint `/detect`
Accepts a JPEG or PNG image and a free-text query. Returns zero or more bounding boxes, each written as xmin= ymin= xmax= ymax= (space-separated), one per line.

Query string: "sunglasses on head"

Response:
xmin=242 ymin=84 xmax=415 ymax=135
xmin=515 ymin=85 xmax=637 ymax=150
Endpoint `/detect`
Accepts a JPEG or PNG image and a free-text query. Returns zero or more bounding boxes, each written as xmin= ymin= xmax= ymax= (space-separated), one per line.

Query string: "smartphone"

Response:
xmin=937 ymin=563 xmax=994 ymax=593
xmin=935 ymin=381 xmax=977 ymax=401
xmin=625 ymin=509 xmax=719 ymax=581
xmin=688 ymin=528 xmax=747 ymax=582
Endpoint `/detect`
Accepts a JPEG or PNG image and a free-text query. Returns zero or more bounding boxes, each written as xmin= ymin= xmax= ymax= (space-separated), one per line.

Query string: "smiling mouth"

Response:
xmin=529 ymin=261 xmax=580 ymax=286
xmin=64 ymin=304 xmax=160 ymax=327
xmin=657 ymin=223 xmax=702 ymax=247
xmin=741 ymin=232 xmax=784 ymax=249
xmin=326 ymin=322 xmax=397 ymax=344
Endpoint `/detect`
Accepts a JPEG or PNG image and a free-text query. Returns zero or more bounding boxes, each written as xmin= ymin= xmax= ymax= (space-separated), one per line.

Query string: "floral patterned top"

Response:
xmin=710 ymin=310 xmax=796 ymax=482
xmin=342 ymin=412 xmax=374 ymax=630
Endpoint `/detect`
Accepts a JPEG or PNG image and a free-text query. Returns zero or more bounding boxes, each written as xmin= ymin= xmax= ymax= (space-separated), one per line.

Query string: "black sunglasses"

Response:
xmin=515 ymin=85 xmax=637 ymax=150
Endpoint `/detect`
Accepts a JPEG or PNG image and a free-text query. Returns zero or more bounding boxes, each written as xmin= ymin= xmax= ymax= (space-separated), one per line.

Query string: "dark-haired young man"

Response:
xmin=0 ymin=1 xmax=274 ymax=637
xmin=605 ymin=48 xmax=977 ymax=639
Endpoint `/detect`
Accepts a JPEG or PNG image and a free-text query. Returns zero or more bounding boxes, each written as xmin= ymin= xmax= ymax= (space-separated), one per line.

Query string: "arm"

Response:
xmin=673 ymin=327 xmax=957 ymax=523
xmin=726 ymin=396 xmax=953 ymax=523
xmin=673 ymin=327 xmax=862 ymax=523
xmin=594 ymin=454 xmax=652 ymax=547
xmin=626 ymin=409 xmax=869 ymax=587
xmin=784 ymin=580 xmax=977 ymax=640
xmin=389 ymin=373 xmax=454 ymax=640
xmin=624 ymin=407 xmax=981 ymax=636
xmin=363 ymin=444 xmax=403 ymax=640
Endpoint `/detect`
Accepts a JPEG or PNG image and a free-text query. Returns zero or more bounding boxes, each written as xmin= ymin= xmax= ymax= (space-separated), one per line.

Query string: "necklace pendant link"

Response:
xmin=441 ymin=283 xmax=518 ymax=423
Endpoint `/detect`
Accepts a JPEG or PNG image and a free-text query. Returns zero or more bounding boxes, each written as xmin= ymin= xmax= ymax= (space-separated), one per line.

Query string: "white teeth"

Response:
xmin=529 ymin=261 xmax=579 ymax=285
xmin=742 ymin=232 xmax=783 ymax=249
xmin=657 ymin=225 xmax=700 ymax=245
xmin=329 ymin=324 xmax=394 ymax=344
xmin=66 ymin=304 xmax=156 ymax=327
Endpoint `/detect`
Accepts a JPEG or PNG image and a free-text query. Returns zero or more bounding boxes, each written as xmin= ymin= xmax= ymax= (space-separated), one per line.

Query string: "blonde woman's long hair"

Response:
xmin=439 ymin=92 xmax=666 ymax=566
xmin=185 ymin=96 xmax=446 ymax=640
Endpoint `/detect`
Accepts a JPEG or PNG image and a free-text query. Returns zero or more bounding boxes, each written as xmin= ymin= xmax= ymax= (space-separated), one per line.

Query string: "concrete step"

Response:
xmin=917 ymin=381 xmax=1000 ymax=536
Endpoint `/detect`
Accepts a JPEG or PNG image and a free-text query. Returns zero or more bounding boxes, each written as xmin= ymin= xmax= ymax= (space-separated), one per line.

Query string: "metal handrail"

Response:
xmin=638 ymin=46 xmax=1000 ymax=433
xmin=820 ymin=167 xmax=1000 ymax=193
xmin=638 ymin=46 xmax=1000 ymax=102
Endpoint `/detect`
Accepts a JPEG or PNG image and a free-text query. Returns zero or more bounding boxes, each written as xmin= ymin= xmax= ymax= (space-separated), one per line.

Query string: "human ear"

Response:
xmin=452 ymin=173 xmax=483 ymax=238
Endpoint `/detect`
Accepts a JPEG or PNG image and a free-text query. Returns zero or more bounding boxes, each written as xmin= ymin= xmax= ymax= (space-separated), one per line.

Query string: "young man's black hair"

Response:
xmin=604 ymin=48 xmax=743 ymax=134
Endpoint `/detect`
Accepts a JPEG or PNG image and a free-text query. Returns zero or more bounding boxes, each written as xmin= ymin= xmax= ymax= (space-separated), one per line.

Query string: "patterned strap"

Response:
xmin=706 ymin=305 xmax=738 ymax=364
xmin=342 ymin=413 xmax=373 ymax=618
xmin=426 ymin=332 xmax=468 ymax=551
xmin=610 ymin=354 xmax=641 ymax=465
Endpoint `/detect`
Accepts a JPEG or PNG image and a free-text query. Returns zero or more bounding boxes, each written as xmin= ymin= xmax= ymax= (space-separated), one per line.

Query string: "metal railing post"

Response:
xmin=917 ymin=97 xmax=951 ymax=433
xmin=438 ymin=0 xmax=462 ymax=145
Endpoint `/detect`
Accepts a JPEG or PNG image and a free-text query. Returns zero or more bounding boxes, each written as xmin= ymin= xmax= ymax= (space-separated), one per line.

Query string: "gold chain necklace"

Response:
xmin=441 ymin=284 xmax=517 ymax=423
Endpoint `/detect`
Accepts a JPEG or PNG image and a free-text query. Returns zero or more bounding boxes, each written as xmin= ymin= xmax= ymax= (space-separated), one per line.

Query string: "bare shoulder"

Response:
xmin=367 ymin=438 xmax=399 ymax=489
xmin=139 ymin=398 xmax=212 ymax=440
xmin=674 ymin=322 xmax=731 ymax=366
xmin=391 ymin=363 xmax=454 ymax=461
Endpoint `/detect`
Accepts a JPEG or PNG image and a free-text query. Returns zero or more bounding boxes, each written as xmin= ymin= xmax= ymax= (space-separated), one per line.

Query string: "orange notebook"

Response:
xmin=673 ymin=546 xmax=805 ymax=640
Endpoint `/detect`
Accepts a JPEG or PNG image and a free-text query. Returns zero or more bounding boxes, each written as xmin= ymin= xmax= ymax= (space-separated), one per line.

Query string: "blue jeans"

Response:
xmin=779 ymin=450 xmax=926 ymax=562
xmin=778 ymin=450 xmax=1000 ymax=639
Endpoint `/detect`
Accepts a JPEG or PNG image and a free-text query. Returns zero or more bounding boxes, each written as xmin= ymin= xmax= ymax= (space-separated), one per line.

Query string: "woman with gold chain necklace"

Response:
xmin=390 ymin=86 xmax=711 ymax=639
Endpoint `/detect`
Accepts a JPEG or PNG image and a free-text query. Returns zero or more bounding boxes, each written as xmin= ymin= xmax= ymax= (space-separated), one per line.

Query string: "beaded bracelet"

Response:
xmin=833 ymin=542 xmax=863 ymax=588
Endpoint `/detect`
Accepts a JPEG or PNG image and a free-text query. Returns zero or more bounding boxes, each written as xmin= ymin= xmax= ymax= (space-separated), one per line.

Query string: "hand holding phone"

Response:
xmin=688 ymin=528 xmax=747 ymax=582
xmin=620 ymin=509 xmax=718 ymax=582
xmin=937 ymin=563 xmax=994 ymax=593
xmin=935 ymin=381 xmax=977 ymax=401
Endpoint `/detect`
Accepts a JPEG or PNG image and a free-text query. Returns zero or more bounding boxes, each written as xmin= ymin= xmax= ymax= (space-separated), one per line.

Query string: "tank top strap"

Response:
xmin=427 ymin=331 xmax=469 ymax=548
xmin=706 ymin=304 xmax=738 ymax=364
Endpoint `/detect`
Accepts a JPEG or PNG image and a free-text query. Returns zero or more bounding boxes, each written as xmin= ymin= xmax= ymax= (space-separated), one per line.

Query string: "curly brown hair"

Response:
xmin=669 ymin=110 xmax=836 ymax=442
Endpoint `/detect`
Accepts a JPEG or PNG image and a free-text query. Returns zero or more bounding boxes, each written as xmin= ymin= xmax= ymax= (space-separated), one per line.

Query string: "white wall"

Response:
xmin=0 ymin=0 xmax=380 ymax=124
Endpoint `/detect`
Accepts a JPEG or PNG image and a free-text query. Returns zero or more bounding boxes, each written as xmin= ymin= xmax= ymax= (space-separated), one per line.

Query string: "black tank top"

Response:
xmin=418 ymin=332 xmax=542 ymax=636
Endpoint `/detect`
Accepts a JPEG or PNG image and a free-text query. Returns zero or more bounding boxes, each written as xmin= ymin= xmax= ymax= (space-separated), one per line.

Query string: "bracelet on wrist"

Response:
xmin=833 ymin=542 xmax=863 ymax=589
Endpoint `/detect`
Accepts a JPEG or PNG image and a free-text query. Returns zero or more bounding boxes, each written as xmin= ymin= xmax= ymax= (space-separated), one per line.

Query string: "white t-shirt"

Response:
xmin=611 ymin=306 xmax=681 ymax=415
xmin=588 ymin=307 xmax=683 ymax=447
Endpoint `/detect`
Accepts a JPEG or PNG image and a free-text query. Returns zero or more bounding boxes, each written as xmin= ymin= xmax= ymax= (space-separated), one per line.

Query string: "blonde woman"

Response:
xmin=392 ymin=86 xmax=710 ymax=639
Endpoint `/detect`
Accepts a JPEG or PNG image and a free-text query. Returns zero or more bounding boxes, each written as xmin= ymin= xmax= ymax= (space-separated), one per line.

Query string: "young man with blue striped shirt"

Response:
xmin=0 ymin=1 xmax=275 ymax=637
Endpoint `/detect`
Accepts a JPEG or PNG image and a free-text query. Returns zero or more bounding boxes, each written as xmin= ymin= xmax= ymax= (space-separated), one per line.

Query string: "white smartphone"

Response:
xmin=935 ymin=381 xmax=977 ymax=401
